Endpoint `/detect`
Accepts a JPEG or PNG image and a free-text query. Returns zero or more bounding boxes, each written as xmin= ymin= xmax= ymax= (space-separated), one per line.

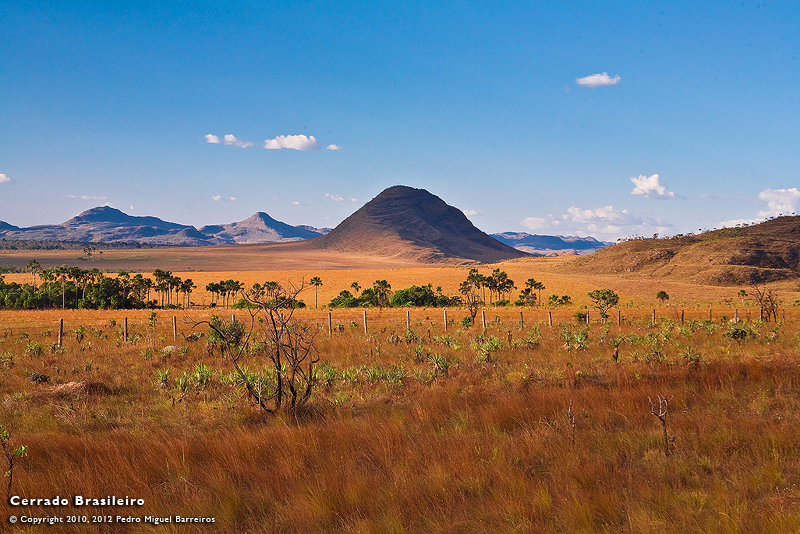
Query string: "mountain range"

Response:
xmin=0 ymin=207 xmax=331 ymax=246
xmin=0 ymin=186 xmax=608 ymax=262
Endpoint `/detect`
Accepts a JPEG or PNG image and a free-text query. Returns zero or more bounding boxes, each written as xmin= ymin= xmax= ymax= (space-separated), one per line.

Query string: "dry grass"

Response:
xmin=1 ymin=299 xmax=800 ymax=532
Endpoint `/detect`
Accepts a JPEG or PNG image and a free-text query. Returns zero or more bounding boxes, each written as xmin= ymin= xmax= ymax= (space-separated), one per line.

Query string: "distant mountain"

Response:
xmin=199 ymin=212 xmax=326 ymax=244
xmin=0 ymin=207 xmax=327 ymax=246
xmin=491 ymin=232 xmax=610 ymax=255
xmin=306 ymin=185 xmax=528 ymax=263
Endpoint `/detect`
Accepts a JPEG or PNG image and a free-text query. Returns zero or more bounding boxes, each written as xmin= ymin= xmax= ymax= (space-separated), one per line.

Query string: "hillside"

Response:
xmin=564 ymin=216 xmax=800 ymax=285
xmin=199 ymin=212 xmax=324 ymax=244
xmin=306 ymin=185 xmax=528 ymax=263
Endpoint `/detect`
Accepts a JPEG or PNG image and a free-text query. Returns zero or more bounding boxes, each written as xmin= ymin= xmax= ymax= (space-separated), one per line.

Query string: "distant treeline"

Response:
xmin=0 ymin=238 xmax=162 ymax=251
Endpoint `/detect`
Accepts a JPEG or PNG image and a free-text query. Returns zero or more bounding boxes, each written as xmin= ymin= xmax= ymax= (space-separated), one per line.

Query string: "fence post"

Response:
xmin=681 ymin=309 xmax=685 ymax=324
xmin=709 ymin=309 xmax=712 ymax=322
xmin=123 ymin=317 xmax=128 ymax=342
xmin=363 ymin=310 xmax=368 ymax=335
xmin=443 ymin=309 xmax=448 ymax=332
xmin=58 ymin=318 xmax=63 ymax=348
xmin=652 ymin=309 xmax=656 ymax=326
xmin=618 ymin=309 xmax=621 ymax=326
xmin=232 ymin=314 xmax=236 ymax=324
xmin=520 ymin=310 xmax=524 ymax=329
xmin=548 ymin=311 xmax=553 ymax=327
xmin=406 ymin=310 xmax=410 ymax=330
xmin=328 ymin=312 xmax=332 ymax=337
xmin=172 ymin=316 xmax=177 ymax=341
xmin=481 ymin=310 xmax=486 ymax=331
xmin=783 ymin=309 xmax=786 ymax=321
xmin=734 ymin=309 xmax=738 ymax=323
xmin=586 ymin=310 xmax=590 ymax=324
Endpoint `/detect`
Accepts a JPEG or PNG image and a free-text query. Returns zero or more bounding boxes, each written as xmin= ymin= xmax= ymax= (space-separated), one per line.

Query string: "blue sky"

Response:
xmin=1 ymin=1 xmax=798 ymax=240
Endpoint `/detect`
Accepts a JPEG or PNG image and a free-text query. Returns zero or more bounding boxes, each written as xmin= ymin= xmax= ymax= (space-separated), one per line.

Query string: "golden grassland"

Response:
xmin=5 ymin=255 xmax=800 ymax=309
xmin=1 ymin=301 xmax=800 ymax=532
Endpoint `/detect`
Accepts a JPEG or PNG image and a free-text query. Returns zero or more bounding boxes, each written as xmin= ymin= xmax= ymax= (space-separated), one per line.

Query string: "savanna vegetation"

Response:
xmin=1 ymin=277 xmax=799 ymax=532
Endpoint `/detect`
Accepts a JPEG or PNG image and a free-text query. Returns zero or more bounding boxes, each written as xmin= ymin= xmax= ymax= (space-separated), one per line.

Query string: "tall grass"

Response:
xmin=1 ymin=308 xmax=800 ymax=532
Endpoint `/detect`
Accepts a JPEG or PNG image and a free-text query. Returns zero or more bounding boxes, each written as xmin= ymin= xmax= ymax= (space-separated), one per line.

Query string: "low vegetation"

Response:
xmin=1 ymin=299 xmax=799 ymax=532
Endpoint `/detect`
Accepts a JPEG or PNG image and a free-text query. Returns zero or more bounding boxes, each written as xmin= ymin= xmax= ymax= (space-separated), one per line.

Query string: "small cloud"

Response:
xmin=326 ymin=144 xmax=342 ymax=151
xmin=521 ymin=216 xmax=551 ymax=231
xmin=223 ymin=134 xmax=253 ymax=148
xmin=130 ymin=206 xmax=135 ymax=211
xmin=265 ymin=134 xmax=321 ymax=151
xmin=0 ymin=174 xmax=15 ymax=184
xmin=211 ymin=195 xmax=236 ymax=202
xmin=463 ymin=209 xmax=481 ymax=216
xmin=205 ymin=134 xmax=253 ymax=148
xmin=630 ymin=174 xmax=680 ymax=200
xmin=66 ymin=194 xmax=107 ymax=200
xmin=576 ymin=72 xmax=621 ymax=87
xmin=325 ymin=193 xmax=357 ymax=203
xmin=292 ymin=201 xmax=301 ymax=205
xmin=566 ymin=205 xmax=641 ymax=225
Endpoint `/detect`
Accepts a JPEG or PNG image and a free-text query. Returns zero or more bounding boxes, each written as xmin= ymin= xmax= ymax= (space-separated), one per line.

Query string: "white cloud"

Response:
xmin=630 ymin=174 xmax=680 ymax=199
xmin=520 ymin=216 xmax=551 ymax=231
xmin=264 ymin=134 xmax=320 ymax=151
xmin=326 ymin=193 xmax=357 ymax=203
xmin=463 ymin=209 xmax=481 ymax=216
xmin=0 ymin=174 xmax=15 ymax=184
xmin=576 ymin=72 xmax=621 ymax=87
xmin=326 ymin=144 xmax=342 ymax=151
xmin=292 ymin=201 xmax=301 ymax=205
xmin=757 ymin=188 xmax=800 ymax=217
xmin=521 ymin=204 xmax=672 ymax=239
xmin=223 ymin=134 xmax=253 ymax=148
xmin=565 ymin=205 xmax=641 ymax=225
xmin=205 ymin=133 xmax=253 ymax=148
xmin=718 ymin=187 xmax=800 ymax=228
xmin=66 ymin=194 xmax=107 ymax=200
xmin=211 ymin=195 xmax=236 ymax=202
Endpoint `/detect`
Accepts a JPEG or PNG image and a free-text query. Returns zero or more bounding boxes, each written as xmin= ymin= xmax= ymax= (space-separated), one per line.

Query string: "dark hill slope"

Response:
xmin=564 ymin=216 xmax=800 ymax=285
xmin=307 ymin=186 xmax=528 ymax=263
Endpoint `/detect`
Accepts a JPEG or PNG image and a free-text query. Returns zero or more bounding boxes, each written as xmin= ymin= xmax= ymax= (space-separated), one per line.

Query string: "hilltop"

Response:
xmin=305 ymin=185 xmax=528 ymax=263
xmin=564 ymin=216 xmax=800 ymax=285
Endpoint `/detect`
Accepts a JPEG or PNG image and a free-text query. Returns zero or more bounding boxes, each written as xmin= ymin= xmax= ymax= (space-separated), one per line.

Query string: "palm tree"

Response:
xmin=372 ymin=280 xmax=392 ymax=310
xmin=26 ymin=259 xmax=42 ymax=290
xmin=309 ymin=277 xmax=322 ymax=308
xmin=181 ymin=279 xmax=196 ymax=308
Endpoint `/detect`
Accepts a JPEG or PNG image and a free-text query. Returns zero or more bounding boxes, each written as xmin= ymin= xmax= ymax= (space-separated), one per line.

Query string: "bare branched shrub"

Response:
xmin=649 ymin=394 xmax=673 ymax=457
xmin=203 ymin=279 xmax=320 ymax=423
xmin=749 ymin=283 xmax=779 ymax=322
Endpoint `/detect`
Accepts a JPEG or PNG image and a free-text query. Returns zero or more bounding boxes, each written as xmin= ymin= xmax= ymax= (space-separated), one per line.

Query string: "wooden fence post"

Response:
xmin=548 ymin=311 xmax=552 ymax=327
xmin=618 ymin=309 xmax=621 ymax=326
xmin=172 ymin=316 xmax=177 ymax=341
xmin=520 ymin=310 xmax=524 ymax=329
xmin=123 ymin=317 xmax=128 ymax=343
xmin=58 ymin=318 xmax=63 ymax=348
xmin=586 ymin=310 xmax=590 ymax=324
xmin=734 ymin=309 xmax=738 ymax=323
xmin=652 ymin=309 xmax=656 ymax=326
xmin=328 ymin=312 xmax=332 ymax=337
xmin=363 ymin=310 xmax=368 ymax=335
xmin=681 ymin=309 xmax=685 ymax=324
xmin=443 ymin=309 xmax=448 ymax=332
xmin=709 ymin=309 xmax=712 ymax=322
xmin=406 ymin=310 xmax=410 ymax=330
xmin=481 ymin=310 xmax=486 ymax=331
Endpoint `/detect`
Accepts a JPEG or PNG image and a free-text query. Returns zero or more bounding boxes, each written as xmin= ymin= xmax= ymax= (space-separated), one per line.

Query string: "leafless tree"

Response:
xmin=649 ymin=395 xmax=673 ymax=457
xmin=749 ymin=283 xmax=779 ymax=322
